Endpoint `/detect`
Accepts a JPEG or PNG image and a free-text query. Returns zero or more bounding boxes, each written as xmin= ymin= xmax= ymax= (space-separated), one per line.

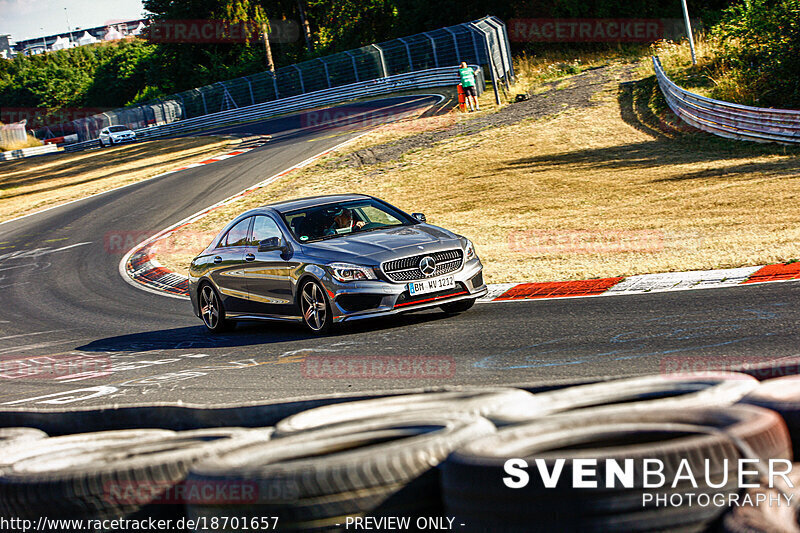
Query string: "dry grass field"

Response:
xmin=157 ymin=58 xmax=800 ymax=283
xmin=0 ymin=137 xmax=234 ymax=223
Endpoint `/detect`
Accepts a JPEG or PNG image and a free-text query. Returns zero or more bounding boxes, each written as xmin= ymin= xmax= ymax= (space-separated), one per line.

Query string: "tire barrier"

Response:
xmin=0 ymin=373 xmax=799 ymax=531
xmin=490 ymin=372 xmax=760 ymax=426
xmin=188 ymin=415 xmax=495 ymax=531
xmin=0 ymin=428 xmax=271 ymax=525
xmin=274 ymin=388 xmax=538 ymax=436
xmin=740 ymin=376 xmax=800 ymax=460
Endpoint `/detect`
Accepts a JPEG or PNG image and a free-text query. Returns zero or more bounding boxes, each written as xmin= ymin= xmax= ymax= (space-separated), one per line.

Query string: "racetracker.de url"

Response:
xmin=0 ymin=516 xmax=279 ymax=532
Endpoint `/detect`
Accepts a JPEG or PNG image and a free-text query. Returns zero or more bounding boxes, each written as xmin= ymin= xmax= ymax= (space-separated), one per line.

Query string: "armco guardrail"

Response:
xmin=653 ymin=56 xmax=800 ymax=144
xmin=0 ymin=143 xmax=60 ymax=161
xmin=65 ymin=65 xmax=482 ymax=152
xmin=42 ymin=15 xmax=512 ymax=144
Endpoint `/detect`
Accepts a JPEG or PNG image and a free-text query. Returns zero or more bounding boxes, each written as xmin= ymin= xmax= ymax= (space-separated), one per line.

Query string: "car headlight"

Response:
xmin=465 ymin=239 xmax=476 ymax=261
xmin=328 ymin=262 xmax=377 ymax=282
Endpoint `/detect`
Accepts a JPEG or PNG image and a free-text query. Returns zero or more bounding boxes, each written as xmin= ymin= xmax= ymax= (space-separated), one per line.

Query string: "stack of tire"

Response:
xmin=0 ymin=372 xmax=798 ymax=532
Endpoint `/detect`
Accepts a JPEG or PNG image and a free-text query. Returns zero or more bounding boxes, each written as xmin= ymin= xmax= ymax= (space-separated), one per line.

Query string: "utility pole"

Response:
xmin=40 ymin=27 xmax=47 ymax=54
xmin=64 ymin=8 xmax=74 ymax=44
xmin=681 ymin=0 xmax=697 ymax=65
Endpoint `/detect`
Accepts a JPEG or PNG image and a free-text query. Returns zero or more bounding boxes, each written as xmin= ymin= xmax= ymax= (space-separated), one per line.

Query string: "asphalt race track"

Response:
xmin=0 ymin=95 xmax=798 ymax=409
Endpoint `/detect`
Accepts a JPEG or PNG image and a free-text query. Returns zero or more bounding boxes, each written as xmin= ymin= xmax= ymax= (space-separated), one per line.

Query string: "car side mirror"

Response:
xmin=258 ymin=237 xmax=284 ymax=252
xmin=412 ymin=213 xmax=427 ymax=222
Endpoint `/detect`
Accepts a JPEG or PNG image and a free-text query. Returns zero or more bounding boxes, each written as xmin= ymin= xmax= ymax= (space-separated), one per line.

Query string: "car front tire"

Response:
xmin=300 ymin=279 xmax=332 ymax=334
xmin=199 ymin=283 xmax=232 ymax=333
xmin=440 ymin=298 xmax=476 ymax=314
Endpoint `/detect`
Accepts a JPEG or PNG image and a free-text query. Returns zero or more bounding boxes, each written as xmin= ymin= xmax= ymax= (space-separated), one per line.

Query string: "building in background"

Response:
xmin=0 ymin=35 xmax=13 ymax=59
xmin=11 ymin=19 xmax=148 ymax=56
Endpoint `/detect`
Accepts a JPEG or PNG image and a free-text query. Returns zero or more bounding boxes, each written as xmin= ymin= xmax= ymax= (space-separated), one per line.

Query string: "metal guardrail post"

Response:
xmin=293 ymin=65 xmax=305 ymax=93
xmin=245 ymin=77 xmax=256 ymax=105
xmin=200 ymin=91 xmax=209 ymax=116
xmin=443 ymin=27 xmax=460 ymax=63
xmin=398 ymin=37 xmax=414 ymax=71
xmin=272 ymin=73 xmax=280 ymax=99
xmin=423 ymin=32 xmax=439 ymax=67
xmin=371 ymin=44 xmax=388 ymax=77
xmin=469 ymin=29 xmax=481 ymax=64
xmin=344 ymin=50 xmax=359 ymax=82
xmin=319 ymin=58 xmax=332 ymax=88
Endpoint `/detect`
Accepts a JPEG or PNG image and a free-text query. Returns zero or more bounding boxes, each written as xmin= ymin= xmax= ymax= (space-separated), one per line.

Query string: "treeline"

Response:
xmin=0 ymin=0 xmax=796 ymax=112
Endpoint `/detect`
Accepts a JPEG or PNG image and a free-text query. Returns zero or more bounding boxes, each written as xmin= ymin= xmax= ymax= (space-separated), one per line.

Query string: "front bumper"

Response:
xmin=326 ymin=259 xmax=486 ymax=323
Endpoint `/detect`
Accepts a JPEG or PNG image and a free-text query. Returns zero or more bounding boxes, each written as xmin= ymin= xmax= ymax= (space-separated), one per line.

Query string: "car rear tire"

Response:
xmin=199 ymin=283 xmax=232 ymax=333
xmin=441 ymin=298 xmax=476 ymax=314
xmin=300 ymin=279 xmax=332 ymax=334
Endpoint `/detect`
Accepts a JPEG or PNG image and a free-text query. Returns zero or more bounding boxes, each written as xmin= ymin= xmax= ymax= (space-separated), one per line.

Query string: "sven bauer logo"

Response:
xmin=419 ymin=256 xmax=437 ymax=277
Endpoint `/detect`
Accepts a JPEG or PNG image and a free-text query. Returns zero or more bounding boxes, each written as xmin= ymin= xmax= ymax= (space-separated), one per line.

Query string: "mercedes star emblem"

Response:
xmin=419 ymin=256 xmax=437 ymax=277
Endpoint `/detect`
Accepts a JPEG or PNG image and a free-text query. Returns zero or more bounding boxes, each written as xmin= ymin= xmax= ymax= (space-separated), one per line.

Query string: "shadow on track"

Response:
xmin=76 ymin=309 xmax=457 ymax=353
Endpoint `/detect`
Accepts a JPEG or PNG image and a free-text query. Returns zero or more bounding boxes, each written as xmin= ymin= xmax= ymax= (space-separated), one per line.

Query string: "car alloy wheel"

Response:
xmin=301 ymin=280 xmax=330 ymax=333
xmin=200 ymin=284 xmax=229 ymax=333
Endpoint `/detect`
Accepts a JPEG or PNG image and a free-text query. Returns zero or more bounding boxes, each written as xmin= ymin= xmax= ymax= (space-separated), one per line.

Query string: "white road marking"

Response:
xmin=0 ymin=329 xmax=65 ymax=342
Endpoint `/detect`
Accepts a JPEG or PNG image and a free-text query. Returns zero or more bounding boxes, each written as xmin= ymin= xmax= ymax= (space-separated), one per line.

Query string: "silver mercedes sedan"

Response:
xmin=188 ymin=194 xmax=487 ymax=333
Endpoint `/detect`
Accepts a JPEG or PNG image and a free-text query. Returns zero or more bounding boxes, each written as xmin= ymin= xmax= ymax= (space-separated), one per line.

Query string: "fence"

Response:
xmin=62 ymin=65 xmax=483 ymax=151
xmin=0 ymin=121 xmax=27 ymax=149
xmin=653 ymin=56 xmax=800 ymax=144
xmin=39 ymin=16 xmax=513 ymax=143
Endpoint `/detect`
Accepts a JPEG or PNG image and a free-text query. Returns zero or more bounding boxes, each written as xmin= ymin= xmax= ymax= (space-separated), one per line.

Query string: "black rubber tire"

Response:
xmin=739 ymin=375 xmax=800 ymax=459
xmin=187 ymin=414 xmax=495 ymax=530
xmin=274 ymin=388 xmax=538 ymax=436
xmin=0 ymin=428 xmax=267 ymax=523
xmin=440 ymin=298 xmax=476 ymax=314
xmin=491 ymin=371 xmax=760 ymax=425
xmin=199 ymin=282 xmax=232 ymax=333
xmin=441 ymin=405 xmax=791 ymax=533
xmin=299 ymin=279 xmax=332 ymax=334
xmin=0 ymin=427 xmax=48 ymax=448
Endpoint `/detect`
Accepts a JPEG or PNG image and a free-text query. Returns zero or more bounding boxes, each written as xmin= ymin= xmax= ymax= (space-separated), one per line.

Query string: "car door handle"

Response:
xmin=244 ymin=253 xmax=255 ymax=262
xmin=213 ymin=256 xmax=222 ymax=264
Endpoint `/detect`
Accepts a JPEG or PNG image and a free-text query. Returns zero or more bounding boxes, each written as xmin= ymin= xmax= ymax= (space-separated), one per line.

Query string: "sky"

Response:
xmin=0 ymin=0 xmax=148 ymax=42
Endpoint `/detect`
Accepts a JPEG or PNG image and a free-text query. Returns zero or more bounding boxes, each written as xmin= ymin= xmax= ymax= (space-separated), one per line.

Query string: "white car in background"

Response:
xmin=98 ymin=125 xmax=136 ymax=147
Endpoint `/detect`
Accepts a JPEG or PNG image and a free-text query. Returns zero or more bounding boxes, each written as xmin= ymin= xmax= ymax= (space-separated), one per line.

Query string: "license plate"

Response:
xmin=408 ymin=275 xmax=455 ymax=296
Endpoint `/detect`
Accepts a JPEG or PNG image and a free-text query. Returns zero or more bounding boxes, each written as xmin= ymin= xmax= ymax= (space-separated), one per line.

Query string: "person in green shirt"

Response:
xmin=458 ymin=62 xmax=480 ymax=112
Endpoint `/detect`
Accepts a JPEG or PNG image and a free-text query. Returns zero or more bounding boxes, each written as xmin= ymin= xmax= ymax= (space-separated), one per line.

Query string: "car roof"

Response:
xmin=266 ymin=194 xmax=373 ymax=213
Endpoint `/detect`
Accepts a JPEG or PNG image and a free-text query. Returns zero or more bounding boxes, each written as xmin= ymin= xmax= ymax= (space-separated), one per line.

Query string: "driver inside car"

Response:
xmin=325 ymin=207 xmax=365 ymax=235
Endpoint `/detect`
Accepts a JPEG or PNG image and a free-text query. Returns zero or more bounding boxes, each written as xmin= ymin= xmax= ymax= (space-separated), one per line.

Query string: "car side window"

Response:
xmin=249 ymin=216 xmax=283 ymax=246
xmin=219 ymin=217 xmax=252 ymax=248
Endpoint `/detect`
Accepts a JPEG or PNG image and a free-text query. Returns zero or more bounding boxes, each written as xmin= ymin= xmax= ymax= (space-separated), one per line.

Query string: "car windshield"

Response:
xmin=282 ymin=199 xmax=416 ymax=243
xmin=108 ymin=126 xmax=128 ymax=132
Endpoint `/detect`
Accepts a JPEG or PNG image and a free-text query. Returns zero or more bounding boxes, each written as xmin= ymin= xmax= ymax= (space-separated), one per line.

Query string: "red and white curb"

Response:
xmin=483 ymin=263 xmax=800 ymax=302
